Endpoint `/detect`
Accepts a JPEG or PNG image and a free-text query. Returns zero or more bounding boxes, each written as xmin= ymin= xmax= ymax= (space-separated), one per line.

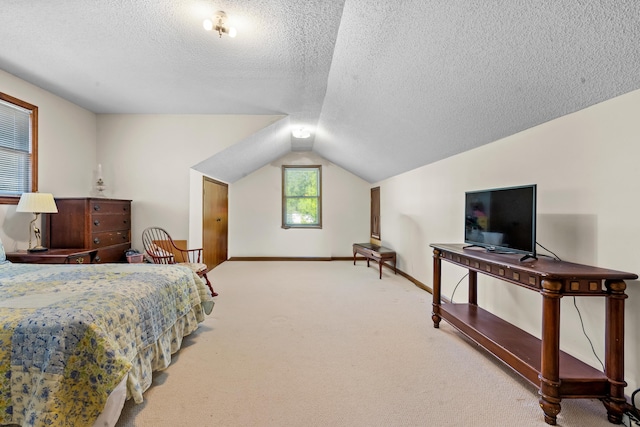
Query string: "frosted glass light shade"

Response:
xmin=16 ymin=193 xmax=58 ymax=214
xmin=292 ymin=128 xmax=311 ymax=139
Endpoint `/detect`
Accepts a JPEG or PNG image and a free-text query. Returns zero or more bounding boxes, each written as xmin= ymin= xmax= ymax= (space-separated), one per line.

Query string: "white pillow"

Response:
xmin=147 ymin=243 xmax=174 ymax=260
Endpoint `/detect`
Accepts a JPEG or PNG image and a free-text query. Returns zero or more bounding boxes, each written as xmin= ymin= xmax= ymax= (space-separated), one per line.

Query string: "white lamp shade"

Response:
xmin=16 ymin=193 xmax=58 ymax=214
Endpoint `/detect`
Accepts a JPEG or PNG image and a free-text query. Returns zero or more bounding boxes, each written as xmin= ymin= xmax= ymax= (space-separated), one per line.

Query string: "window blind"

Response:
xmin=0 ymin=99 xmax=32 ymax=196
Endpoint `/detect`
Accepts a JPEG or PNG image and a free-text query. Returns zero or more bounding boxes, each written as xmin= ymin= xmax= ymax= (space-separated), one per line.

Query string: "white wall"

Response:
xmin=5 ymin=66 xmax=638 ymax=395
xmin=96 ymin=114 xmax=282 ymax=251
xmin=377 ymin=88 xmax=640 ymax=393
xmin=0 ymin=69 xmax=97 ymax=251
xmin=229 ymin=151 xmax=370 ymax=257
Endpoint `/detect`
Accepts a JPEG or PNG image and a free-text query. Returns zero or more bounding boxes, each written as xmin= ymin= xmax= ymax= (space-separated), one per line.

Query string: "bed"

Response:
xmin=0 ymin=243 xmax=214 ymax=427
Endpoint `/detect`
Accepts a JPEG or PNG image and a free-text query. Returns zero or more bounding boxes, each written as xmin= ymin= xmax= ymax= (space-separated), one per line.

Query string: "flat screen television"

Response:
xmin=464 ymin=184 xmax=537 ymax=260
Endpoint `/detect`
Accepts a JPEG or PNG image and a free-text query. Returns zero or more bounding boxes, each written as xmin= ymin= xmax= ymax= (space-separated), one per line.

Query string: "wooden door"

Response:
xmin=371 ymin=187 xmax=380 ymax=240
xmin=203 ymin=177 xmax=228 ymax=270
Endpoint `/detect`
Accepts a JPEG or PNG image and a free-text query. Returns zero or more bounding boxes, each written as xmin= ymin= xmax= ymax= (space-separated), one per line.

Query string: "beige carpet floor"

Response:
xmin=115 ymin=261 xmax=616 ymax=427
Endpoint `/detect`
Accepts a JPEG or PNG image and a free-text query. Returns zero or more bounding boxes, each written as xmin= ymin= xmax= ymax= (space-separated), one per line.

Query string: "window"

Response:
xmin=0 ymin=92 xmax=38 ymax=204
xmin=282 ymin=165 xmax=322 ymax=228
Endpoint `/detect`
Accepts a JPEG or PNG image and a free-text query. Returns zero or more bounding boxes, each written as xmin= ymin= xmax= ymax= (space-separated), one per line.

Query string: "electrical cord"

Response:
xmin=449 ymin=273 xmax=469 ymax=303
xmin=625 ymin=408 xmax=640 ymax=427
xmin=628 ymin=388 xmax=640 ymax=426
xmin=627 ymin=411 xmax=640 ymax=426
xmin=537 ymin=242 xmax=605 ymax=371
xmin=536 ymin=241 xmax=562 ymax=261
xmin=572 ymin=296 xmax=604 ymax=371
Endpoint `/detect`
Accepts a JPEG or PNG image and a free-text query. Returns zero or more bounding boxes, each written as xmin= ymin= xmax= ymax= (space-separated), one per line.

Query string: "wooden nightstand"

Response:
xmin=6 ymin=248 xmax=98 ymax=264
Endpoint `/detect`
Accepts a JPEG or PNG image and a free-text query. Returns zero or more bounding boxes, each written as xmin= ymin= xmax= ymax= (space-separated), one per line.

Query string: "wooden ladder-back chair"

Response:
xmin=142 ymin=226 xmax=217 ymax=297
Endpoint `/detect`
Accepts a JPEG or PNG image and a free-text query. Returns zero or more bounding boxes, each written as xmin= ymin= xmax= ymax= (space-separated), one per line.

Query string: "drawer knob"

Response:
xmin=75 ymin=258 xmax=84 ymax=264
xmin=95 ymin=256 xmax=101 ymax=263
xmin=93 ymin=205 xmax=101 ymax=211
xmin=94 ymin=220 xmax=100 ymax=226
xmin=94 ymin=238 xmax=100 ymax=244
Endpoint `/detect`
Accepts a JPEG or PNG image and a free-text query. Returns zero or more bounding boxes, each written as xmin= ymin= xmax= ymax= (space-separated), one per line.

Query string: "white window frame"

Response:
xmin=282 ymin=165 xmax=322 ymax=229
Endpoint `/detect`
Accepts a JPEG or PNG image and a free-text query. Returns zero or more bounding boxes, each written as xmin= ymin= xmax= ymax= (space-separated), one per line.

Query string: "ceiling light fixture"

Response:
xmin=292 ymin=127 xmax=312 ymax=139
xmin=203 ymin=11 xmax=237 ymax=38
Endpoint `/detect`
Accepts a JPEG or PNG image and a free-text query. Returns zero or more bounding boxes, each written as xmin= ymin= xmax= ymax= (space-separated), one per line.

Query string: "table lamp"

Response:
xmin=16 ymin=192 xmax=58 ymax=252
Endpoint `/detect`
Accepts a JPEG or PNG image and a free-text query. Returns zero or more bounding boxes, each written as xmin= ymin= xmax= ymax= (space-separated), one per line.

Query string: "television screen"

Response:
xmin=464 ymin=184 xmax=537 ymax=257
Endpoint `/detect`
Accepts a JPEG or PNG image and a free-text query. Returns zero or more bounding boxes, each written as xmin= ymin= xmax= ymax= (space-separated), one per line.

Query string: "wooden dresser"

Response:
xmin=44 ymin=198 xmax=132 ymax=263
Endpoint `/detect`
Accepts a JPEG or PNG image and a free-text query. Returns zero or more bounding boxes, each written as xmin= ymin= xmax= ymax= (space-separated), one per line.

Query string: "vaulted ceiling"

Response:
xmin=2 ymin=1 xmax=640 ymax=183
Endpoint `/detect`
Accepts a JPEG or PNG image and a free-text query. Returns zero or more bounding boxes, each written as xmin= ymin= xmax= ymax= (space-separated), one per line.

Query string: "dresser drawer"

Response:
xmin=65 ymin=252 xmax=96 ymax=264
xmin=95 ymin=243 xmax=130 ymax=263
xmin=90 ymin=200 xmax=130 ymax=215
xmin=90 ymin=214 xmax=131 ymax=232
xmin=90 ymin=230 xmax=131 ymax=248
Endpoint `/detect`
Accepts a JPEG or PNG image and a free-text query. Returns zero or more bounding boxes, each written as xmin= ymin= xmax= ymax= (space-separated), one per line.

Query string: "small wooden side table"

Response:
xmin=353 ymin=242 xmax=397 ymax=279
xmin=6 ymin=248 xmax=98 ymax=264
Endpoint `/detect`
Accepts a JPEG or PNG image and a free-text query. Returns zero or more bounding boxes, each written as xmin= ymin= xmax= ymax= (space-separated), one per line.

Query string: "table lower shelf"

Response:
xmin=439 ymin=303 xmax=609 ymax=398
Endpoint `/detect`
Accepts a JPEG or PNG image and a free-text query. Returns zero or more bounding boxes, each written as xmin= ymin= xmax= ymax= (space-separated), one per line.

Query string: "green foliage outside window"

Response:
xmin=282 ymin=166 xmax=321 ymax=228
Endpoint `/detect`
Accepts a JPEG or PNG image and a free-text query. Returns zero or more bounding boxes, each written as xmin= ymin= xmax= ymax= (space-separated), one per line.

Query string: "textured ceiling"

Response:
xmin=315 ymin=0 xmax=640 ymax=182
xmin=2 ymin=1 xmax=640 ymax=183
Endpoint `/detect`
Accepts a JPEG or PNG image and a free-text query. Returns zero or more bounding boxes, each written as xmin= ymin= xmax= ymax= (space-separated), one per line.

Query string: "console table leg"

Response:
xmin=468 ymin=271 xmax=477 ymax=305
xmin=539 ymin=280 xmax=563 ymax=425
xmin=432 ymin=249 xmax=442 ymax=328
xmin=603 ymin=280 xmax=628 ymax=423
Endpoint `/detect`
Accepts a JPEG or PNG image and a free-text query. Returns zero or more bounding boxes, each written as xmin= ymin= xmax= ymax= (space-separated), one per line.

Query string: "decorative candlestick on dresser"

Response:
xmin=96 ymin=163 xmax=106 ymax=197
xmin=96 ymin=177 xmax=106 ymax=197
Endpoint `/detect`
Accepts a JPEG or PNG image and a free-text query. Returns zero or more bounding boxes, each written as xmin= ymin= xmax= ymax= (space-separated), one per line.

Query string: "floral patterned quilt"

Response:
xmin=0 ymin=262 xmax=214 ymax=427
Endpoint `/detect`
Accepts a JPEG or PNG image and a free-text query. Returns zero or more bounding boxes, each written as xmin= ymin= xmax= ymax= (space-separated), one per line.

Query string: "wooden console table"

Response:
xmin=430 ymin=243 xmax=637 ymax=425
xmin=353 ymin=243 xmax=397 ymax=279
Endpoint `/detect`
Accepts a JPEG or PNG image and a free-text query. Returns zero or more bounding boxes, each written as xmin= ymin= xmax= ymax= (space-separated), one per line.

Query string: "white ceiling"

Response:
xmin=2 ymin=1 xmax=640 ymax=183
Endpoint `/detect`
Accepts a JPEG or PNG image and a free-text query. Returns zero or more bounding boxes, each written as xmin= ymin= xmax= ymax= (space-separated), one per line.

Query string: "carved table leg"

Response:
xmin=539 ymin=279 xmax=563 ymax=425
xmin=603 ymin=280 xmax=628 ymax=424
xmin=468 ymin=270 xmax=477 ymax=306
xmin=432 ymin=249 xmax=442 ymax=328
